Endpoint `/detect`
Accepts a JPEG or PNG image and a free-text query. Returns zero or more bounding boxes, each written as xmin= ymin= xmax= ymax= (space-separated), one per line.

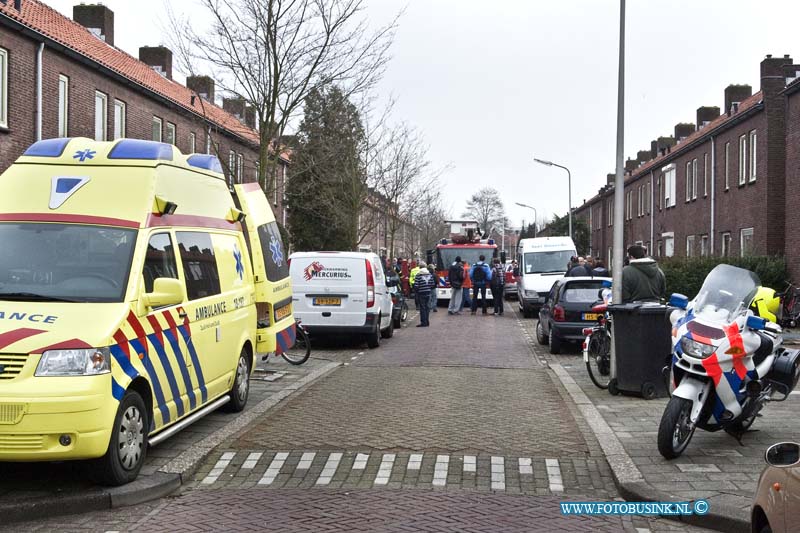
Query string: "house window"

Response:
xmin=721 ymin=232 xmax=732 ymax=257
xmin=205 ymin=131 xmax=211 ymax=154
xmin=725 ymin=142 xmax=730 ymax=190
xmin=113 ymin=99 xmax=126 ymax=139
xmin=740 ymin=227 xmax=754 ymax=257
xmin=165 ymin=122 xmax=176 ymax=145
xmin=0 ymin=47 xmax=7 ymax=128
xmin=189 ymin=132 xmax=196 ymax=153
xmin=685 ymin=161 xmax=692 ymax=202
xmin=607 ymin=199 xmax=613 ymax=226
xmin=626 ymin=190 xmax=632 ymax=220
xmin=703 ymin=153 xmax=708 ymax=197
xmin=58 ymin=75 xmax=69 ymax=137
xmin=686 ymin=235 xmax=695 ymax=257
xmin=663 ymin=233 xmax=675 ymax=257
xmin=657 ymin=177 xmax=663 ymax=210
xmin=749 ymin=130 xmax=757 ymax=182
xmin=663 ymin=165 xmax=676 ymax=207
xmin=739 ymin=134 xmax=747 ymax=185
xmin=228 ymin=150 xmax=235 ymax=187
xmin=152 ymin=116 xmax=162 ymax=142
xmin=692 ymin=158 xmax=698 ymax=200
xmin=255 ymin=161 xmax=260 ymax=183
xmin=700 ymin=235 xmax=709 ymax=257
xmin=237 ymin=153 xmax=244 ymax=184
xmin=657 ymin=240 xmax=663 ymax=258
xmin=94 ymin=91 xmax=107 ymax=141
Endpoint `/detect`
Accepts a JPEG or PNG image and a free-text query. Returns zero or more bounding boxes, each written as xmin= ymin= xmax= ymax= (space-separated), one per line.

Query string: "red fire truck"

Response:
xmin=432 ymin=220 xmax=499 ymax=304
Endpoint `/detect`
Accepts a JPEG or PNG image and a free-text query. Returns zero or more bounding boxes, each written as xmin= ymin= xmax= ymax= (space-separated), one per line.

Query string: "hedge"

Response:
xmin=659 ymin=256 xmax=788 ymax=299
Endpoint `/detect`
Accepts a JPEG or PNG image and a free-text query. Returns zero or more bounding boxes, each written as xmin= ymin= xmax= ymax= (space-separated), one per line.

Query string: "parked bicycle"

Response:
xmin=778 ymin=282 xmax=800 ymax=328
xmin=583 ymin=289 xmax=613 ymax=389
xmin=263 ymin=320 xmax=311 ymax=365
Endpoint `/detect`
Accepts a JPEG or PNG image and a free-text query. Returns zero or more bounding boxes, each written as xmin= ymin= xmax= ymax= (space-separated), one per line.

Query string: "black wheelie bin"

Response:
xmin=608 ymin=302 xmax=672 ymax=399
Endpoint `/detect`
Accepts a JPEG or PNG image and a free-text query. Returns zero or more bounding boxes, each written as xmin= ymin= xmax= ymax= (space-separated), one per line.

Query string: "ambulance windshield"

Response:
xmin=0 ymin=223 xmax=136 ymax=303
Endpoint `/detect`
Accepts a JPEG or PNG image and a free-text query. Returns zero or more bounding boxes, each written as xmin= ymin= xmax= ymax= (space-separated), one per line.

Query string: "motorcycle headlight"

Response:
xmin=35 ymin=348 xmax=111 ymax=376
xmin=679 ymin=337 xmax=716 ymax=359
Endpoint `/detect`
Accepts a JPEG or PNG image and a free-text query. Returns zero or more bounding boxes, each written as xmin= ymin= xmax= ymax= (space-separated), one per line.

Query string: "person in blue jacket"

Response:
xmin=469 ymin=255 xmax=493 ymax=315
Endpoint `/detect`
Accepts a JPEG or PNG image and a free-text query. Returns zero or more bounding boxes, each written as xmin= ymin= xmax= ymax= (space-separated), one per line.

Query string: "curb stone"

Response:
xmin=547 ymin=360 xmax=749 ymax=533
xmin=2 ymin=360 xmax=341 ymax=525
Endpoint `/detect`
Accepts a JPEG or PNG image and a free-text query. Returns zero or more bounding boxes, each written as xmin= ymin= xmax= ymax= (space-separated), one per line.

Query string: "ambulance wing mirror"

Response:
xmin=142 ymin=278 xmax=184 ymax=308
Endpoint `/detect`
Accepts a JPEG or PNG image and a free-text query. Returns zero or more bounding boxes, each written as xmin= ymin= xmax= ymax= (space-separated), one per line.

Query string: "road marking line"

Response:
xmin=296 ymin=452 xmax=316 ymax=470
xmin=257 ymin=452 xmax=289 ymax=485
xmin=546 ymin=458 xmax=563 ymax=492
xmin=241 ymin=452 xmax=263 ymax=470
xmin=432 ymin=454 xmax=449 ymax=486
xmin=316 ymin=452 xmax=343 ymax=485
xmin=221 ymin=451 xmax=236 ymax=460
xmin=352 ymin=453 xmax=370 ymax=469
xmin=407 ymin=453 xmax=423 ymax=470
xmin=202 ymin=453 xmax=236 ymax=484
xmin=463 ymin=455 xmax=476 ymax=473
xmin=491 ymin=456 xmax=505 ymax=490
xmin=374 ymin=453 xmax=396 ymax=486
xmin=518 ymin=457 xmax=533 ymax=475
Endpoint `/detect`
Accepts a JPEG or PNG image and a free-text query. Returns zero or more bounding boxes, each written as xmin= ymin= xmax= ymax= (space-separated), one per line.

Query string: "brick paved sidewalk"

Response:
xmin=517 ymin=313 xmax=800 ymax=531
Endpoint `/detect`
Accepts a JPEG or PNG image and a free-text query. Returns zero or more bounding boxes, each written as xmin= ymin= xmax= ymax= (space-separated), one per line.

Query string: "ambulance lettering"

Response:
xmin=0 ymin=311 xmax=58 ymax=324
xmin=195 ymin=301 xmax=227 ymax=321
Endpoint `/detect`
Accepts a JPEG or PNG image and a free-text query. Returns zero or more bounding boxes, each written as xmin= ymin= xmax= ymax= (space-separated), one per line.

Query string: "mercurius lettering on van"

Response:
xmin=0 ymin=138 xmax=295 ymax=486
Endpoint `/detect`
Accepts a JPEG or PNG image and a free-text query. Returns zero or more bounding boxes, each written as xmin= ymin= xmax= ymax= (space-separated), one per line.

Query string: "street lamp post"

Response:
xmin=533 ymin=158 xmax=572 ymax=240
xmin=515 ymin=202 xmax=537 ymax=238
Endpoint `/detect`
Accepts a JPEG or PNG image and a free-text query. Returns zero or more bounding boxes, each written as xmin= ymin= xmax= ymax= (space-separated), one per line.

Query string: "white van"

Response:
xmin=289 ymin=251 xmax=394 ymax=348
xmin=517 ymin=237 xmax=577 ymax=318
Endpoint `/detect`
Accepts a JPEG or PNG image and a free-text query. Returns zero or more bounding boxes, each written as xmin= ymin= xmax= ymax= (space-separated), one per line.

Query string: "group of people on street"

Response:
xmin=446 ymin=254 xmax=505 ymax=316
xmin=565 ymin=255 xmax=610 ymax=277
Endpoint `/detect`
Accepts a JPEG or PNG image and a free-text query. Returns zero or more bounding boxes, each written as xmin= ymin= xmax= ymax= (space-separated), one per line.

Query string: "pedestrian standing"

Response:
xmin=461 ymin=261 xmax=473 ymax=311
xmin=591 ymin=259 xmax=610 ymax=277
xmin=490 ymin=258 xmax=505 ymax=315
xmin=414 ymin=266 xmax=435 ymax=327
xmin=409 ymin=261 xmax=424 ymax=310
xmin=447 ymin=255 xmax=464 ymax=314
xmin=428 ymin=266 xmax=439 ymax=312
xmin=469 ymin=255 xmax=492 ymax=315
xmin=621 ymin=245 xmax=666 ymax=303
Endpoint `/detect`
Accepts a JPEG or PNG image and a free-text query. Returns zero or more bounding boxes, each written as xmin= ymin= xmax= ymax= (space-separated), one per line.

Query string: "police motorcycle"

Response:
xmin=657 ymin=264 xmax=800 ymax=459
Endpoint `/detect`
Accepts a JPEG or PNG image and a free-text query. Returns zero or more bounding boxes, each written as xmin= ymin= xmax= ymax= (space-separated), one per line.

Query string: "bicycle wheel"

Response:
xmin=282 ymin=326 xmax=311 ymax=365
xmin=586 ymin=331 xmax=612 ymax=389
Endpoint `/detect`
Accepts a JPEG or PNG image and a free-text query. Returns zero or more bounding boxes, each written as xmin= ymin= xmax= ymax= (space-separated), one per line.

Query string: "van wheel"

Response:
xmin=224 ymin=348 xmax=250 ymax=412
xmin=381 ymin=318 xmax=395 ymax=339
xmin=367 ymin=315 xmax=381 ymax=348
xmin=89 ymin=390 xmax=148 ymax=486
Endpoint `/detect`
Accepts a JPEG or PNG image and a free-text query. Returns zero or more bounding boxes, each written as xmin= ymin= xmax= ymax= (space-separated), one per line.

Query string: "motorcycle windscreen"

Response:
xmin=233 ymin=183 xmax=293 ymax=353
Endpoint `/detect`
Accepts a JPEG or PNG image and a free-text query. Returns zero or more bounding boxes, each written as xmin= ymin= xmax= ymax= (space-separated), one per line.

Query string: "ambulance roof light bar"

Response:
xmin=186 ymin=154 xmax=224 ymax=174
xmin=23 ymin=138 xmax=71 ymax=157
xmin=108 ymin=139 xmax=173 ymax=160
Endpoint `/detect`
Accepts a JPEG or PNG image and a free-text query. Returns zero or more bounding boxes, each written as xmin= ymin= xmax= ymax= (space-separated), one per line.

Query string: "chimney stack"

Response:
xmin=656 ymin=136 xmax=676 ymax=156
xmin=607 ymin=173 xmax=615 ymax=185
xmin=223 ymin=97 xmax=247 ymax=121
xmin=696 ymin=106 xmax=720 ymax=129
xmin=674 ymin=123 xmax=695 ymax=141
xmin=244 ymin=106 xmax=257 ymax=129
xmin=636 ymin=150 xmax=651 ymax=164
xmin=187 ymin=76 xmax=215 ymax=102
xmin=624 ymin=158 xmax=638 ymax=172
xmin=73 ymin=3 xmax=114 ymax=46
xmin=138 ymin=46 xmax=173 ymax=80
xmin=724 ymin=84 xmax=752 ymax=115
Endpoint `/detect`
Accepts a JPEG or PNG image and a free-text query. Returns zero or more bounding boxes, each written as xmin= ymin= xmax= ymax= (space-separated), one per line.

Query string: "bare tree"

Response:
xmin=168 ymin=0 xmax=398 ymax=197
xmin=412 ymin=188 xmax=449 ymax=256
xmin=462 ymin=187 xmax=507 ymax=239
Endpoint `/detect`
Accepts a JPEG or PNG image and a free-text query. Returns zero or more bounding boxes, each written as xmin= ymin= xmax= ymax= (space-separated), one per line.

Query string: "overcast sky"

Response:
xmin=46 ymin=0 xmax=800 ymax=231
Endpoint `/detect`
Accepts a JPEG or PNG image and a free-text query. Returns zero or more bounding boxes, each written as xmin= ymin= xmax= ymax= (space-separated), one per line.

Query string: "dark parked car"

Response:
xmin=536 ymin=277 xmax=612 ymax=354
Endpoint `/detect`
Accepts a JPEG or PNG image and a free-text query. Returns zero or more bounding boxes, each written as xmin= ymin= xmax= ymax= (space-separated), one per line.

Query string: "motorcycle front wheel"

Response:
xmin=657 ymin=396 xmax=696 ymax=459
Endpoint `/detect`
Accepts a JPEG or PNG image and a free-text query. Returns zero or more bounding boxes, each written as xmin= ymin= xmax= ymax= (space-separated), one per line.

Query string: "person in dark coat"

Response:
xmin=414 ymin=267 xmax=435 ymax=327
xmin=469 ymin=255 xmax=493 ymax=315
xmin=490 ymin=258 xmax=506 ymax=315
xmin=621 ymin=245 xmax=666 ymax=303
xmin=591 ymin=259 xmax=610 ymax=277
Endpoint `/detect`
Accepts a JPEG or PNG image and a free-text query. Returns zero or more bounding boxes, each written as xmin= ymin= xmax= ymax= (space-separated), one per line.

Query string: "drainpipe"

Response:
xmin=650 ymin=171 xmax=654 ymax=249
xmin=710 ymin=136 xmax=715 ymax=254
xmin=35 ymin=42 xmax=44 ymax=141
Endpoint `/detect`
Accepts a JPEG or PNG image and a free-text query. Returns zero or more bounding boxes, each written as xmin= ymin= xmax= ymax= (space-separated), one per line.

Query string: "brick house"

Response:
xmin=357 ymin=190 xmax=420 ymax=260
xmin=0 ymin=0 xmax=290 ymax=224
xmin=574 ymin=55 xmax=799 ymax=276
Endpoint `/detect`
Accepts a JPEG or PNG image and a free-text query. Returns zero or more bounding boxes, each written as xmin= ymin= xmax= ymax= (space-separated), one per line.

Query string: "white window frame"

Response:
xmin=113 ymin=99 xmax=126 ymax=139
xmin=663 ymin=164 xmax=676 ymax=207
xmin=58 ymin=75 xmax=69 ymax=137
xmin=700 ymin=234 xmax=709 ymax=257
xmin=189 ymin=132 xmax=196 ymax=153
xmin=740 ymin=227 xmax=754 ymax=257
xmin=152 ymin=116 xmax=163 ymax=142
xmin=749 ymin=130 xmax=757 ymax=182
xmin=663 ymin=232 xmax=675 ymax=258
xmin=607 ymin=199 xmax=613 ymax=227
xmin=0 ymin=48 xmax=7 ymax=129
xmin=724 ymin=142 xmax=730 ymax=190
xmin=685 ymin=161 xmax=691 ymax=202
xmin=686 ymin=235 xmax=695 ymax=257
xmin=228 ymin=150 xmax=235 ymax=187
xmin=165 ymin=122 xmax=176 ymax=145
xmin=657 ymin=176 xmax=663 ymax=210
xmin=739 ymin=134 xmax=747 ymax=185
xmin=721 ymin=232 xmax=732 ymax=257
xmin=703 ymin=153 xmax=708 ymax=197
xmin=692 ymin=158 xmax=698 ymax=200
xmin=94 ymin=90 xmax=107 ymax=141
xmin=237 ymin=153 xmax=244 ymax=184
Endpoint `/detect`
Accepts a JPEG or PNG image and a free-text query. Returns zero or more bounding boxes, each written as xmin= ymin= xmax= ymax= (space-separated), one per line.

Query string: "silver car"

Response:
xmin=751 ymin=441 xmax=800 ymax=533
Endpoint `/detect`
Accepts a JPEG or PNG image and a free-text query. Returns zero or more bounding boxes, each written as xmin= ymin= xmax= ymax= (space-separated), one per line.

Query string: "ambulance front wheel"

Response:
xmin=90 ymin=390 xmax=148 ymax=486
xmin=225 ymin=348 xmax=251 ymax=412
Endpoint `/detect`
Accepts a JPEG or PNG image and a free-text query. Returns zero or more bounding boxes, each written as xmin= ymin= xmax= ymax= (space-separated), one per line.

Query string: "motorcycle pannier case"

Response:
xmin=766 ymin=348 xmax=800 ymax=393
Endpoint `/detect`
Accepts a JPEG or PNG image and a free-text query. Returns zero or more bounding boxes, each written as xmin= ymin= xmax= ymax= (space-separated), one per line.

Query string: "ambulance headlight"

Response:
xmin=679 ymin=337 xmax=715 ymax=359
xmin=35 ymin=348 xmax=111 ymax=376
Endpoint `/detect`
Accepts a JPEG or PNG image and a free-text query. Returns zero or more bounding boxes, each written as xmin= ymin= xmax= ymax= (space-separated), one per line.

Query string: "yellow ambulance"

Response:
xmin=0 ymin=137 xmax=295 ymax=485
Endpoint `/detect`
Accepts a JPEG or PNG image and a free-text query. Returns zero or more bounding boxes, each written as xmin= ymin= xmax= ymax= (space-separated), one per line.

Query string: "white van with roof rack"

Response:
xmin=516 ymin=237 xmax=577 ymax=318
xmin=288 ymin=251 xmax=395 ymax=348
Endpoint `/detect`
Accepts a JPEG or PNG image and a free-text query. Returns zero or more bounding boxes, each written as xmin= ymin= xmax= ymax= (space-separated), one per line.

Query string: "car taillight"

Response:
xmin=553 ymin=305 xmax=565 ymax=322
xmin=582 ymin=328 xmax=593 ymax=336
xmin=366 ymin=259 xmax=375 ymax=307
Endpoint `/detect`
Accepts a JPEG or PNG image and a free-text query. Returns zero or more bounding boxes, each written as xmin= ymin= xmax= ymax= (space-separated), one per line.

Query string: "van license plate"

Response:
xmin=313 ymin=297 xmax=341 ymax=306
xmin=274 ymin=303 xmax=292 ymax=322
xmin=582 ymin=313 xmax=600 ymax=321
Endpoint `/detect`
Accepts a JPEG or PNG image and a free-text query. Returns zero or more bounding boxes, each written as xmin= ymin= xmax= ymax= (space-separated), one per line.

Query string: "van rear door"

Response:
xmin=233 ymin=183 xmax=293 ymax=353
xmin=290 ymin=254 xmax=368 ymax=328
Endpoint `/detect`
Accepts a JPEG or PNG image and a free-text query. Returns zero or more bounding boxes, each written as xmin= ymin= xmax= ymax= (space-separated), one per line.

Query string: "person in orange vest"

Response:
xmin=461 ymin=261 xmax=473 ymax=312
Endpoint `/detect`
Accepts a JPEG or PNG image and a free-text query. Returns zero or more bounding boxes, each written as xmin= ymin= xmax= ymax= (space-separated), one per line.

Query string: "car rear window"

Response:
xmin=561 ymin=281 xmax=604 ymax=303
